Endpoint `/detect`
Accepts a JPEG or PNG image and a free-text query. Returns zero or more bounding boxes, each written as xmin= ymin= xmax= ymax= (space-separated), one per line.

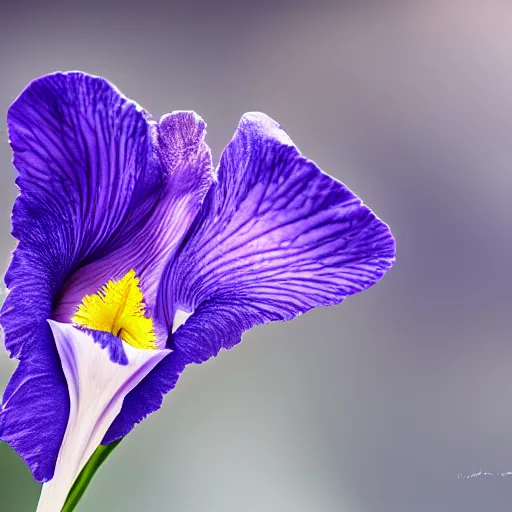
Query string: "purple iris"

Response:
xmin=0 ymin=72 xmax=395 ymax=505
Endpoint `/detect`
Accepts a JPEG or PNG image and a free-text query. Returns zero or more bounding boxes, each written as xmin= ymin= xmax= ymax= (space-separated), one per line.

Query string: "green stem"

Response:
xmin=61 ymin=439 xmax=122 ymax=512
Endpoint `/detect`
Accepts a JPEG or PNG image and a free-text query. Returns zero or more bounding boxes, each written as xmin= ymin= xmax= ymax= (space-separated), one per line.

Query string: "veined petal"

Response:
xmin=0 ymin=333 xmax=69 ymax=483
xmin=36 ymin=321 xmax=169 ymax=512
xmin=105 ymin=112 xmax=395 ymax=441
xmin=54 ymin=110 xmax=214 ymax=325
xmin=1 ymin=73 xmax=213 ymax=480
xmin=159 ymin=112 xmax=396 ymax=362
xmin=3 ymin=71 xmax=159 ymax=360
xmin=1 ymin=71 xmax=158 ymax=481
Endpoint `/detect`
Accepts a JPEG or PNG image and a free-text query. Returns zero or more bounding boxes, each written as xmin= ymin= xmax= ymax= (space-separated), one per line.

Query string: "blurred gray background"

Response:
xmin=1 ymin=0 xmax=512 ymax=510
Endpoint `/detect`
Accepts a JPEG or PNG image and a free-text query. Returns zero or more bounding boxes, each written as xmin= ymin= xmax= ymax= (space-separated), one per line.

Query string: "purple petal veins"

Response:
xmin=156 ymin=112 xmax=395 ymax=361
xmin=106 ymin=112 xmax=395 ymax=442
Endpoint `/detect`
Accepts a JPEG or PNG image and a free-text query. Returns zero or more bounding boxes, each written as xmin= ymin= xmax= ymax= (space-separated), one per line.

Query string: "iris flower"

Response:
xmin=0 ymin=72 xmax=395 ymax=511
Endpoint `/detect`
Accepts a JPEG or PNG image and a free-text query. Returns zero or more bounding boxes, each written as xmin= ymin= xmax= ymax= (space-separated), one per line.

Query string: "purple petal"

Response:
xmin=3 ymin=71 xmax=158 ymax=359
xmin=158 ymin=112 xmax=396 ymax=362
xmin=0 ymin=331 xmax=68 ymax=482
xmin=106 ymin=112 xmax=395 ymax=440
xmin=54 ymin=111 xmax=213 ymax=326
xmin=2 ymin=73 xmax=214 ymax=479
xmin=1 ymin=71 xmax=159 ymax=481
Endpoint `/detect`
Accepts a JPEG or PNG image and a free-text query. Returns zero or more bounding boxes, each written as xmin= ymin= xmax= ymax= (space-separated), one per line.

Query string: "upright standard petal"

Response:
xmin=36 ymin=322 xmax=169 ymax=512
xmin=159 ymin=112 xmax=396 ymax=362
xmin=54 ymin=110 xmax=214 ymax=324
xmin=1 ymin=72 xmax=159 ymax=481
xmin=105 ymin=112 xmax=395 ymax=442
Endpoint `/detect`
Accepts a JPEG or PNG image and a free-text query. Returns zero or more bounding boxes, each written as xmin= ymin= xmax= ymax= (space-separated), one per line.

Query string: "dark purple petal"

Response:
xmin=1 ymin=71 xmax=159 ymax=481
xmin=3 ymin=71 xmax=158 ymax=358
xmin=104 ymin=349 xmax=187 ymax=443
xmin=158 ymin=112 xmax=396 ymax=363
xmin=88 ymin=330 xmax=129 ymax=366
xmin=0 ymin=331 xmax=68 ymax=482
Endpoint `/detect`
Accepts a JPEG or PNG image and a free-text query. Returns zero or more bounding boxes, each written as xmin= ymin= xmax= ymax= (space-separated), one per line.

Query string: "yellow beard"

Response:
xmin=72 ymin=269 xmax=157 ymax=350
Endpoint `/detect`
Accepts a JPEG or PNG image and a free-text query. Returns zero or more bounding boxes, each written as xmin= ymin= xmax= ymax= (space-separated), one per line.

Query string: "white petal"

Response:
xmin=37 ymin=321 xmax=170 ymax=512
xmin=172 ymin=308 xmax=194 ymax=334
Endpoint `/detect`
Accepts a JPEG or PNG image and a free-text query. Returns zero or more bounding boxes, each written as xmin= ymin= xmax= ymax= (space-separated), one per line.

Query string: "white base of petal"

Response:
xmin=172 ymin=308 xmax=193 ymax=334
xmin=37 ymin=321 xmax=169 ymax=512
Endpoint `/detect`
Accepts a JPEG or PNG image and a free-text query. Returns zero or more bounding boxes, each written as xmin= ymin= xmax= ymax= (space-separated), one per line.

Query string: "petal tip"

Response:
xmin=158 ymin=110 xmax=207 ymax=145
xmin=157 ymin=110 xmax=213 ymax=190
xmin=238 ymin=111 xmax=293 ymax=146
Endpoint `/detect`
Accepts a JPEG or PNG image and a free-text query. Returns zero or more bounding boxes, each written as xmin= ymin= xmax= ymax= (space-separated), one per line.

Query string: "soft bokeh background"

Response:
xmin=1 ymin=0 xmax=512 ymax=510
